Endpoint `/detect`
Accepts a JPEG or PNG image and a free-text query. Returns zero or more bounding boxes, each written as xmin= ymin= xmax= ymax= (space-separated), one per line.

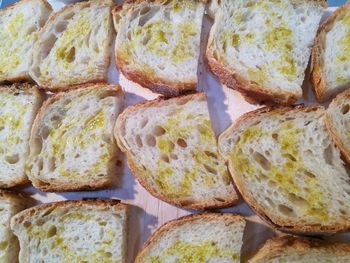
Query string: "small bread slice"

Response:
xmin=207 ymin=0 xmax=325 ymax=105
xmin=135 ymin=213 xmax=245 ymax=263
xmin=30 ymin=1 xmax=113 ymax=90
xmin=0 ymin=84 xmax=44 ymax=188
xmin=0 ymin=0 xmax=52 ymax=83
xmin=0 ymin=191 xmax=28 ymax=263
xmin=26 ymin=84 xmax=123 ymax=192
xmin=115 ymin=93 xmax=237 ymax=209
xmin=312 ymin=1 xmax=350 ymax=102
xmin=11 ymin=199 xmax=128 ymax=263
xmin=218 ymin=106 xmax=350 ymax=233
xmin=113 ymin=0 xmax=205 ymax=97
xmin=250 ymin=235 xmax=350 ymax=262
xmin=326 ymin=89 xmax=350 ymax=164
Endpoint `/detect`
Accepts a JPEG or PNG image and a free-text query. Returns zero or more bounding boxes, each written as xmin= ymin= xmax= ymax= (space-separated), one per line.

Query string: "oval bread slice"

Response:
xmin=218 ymin=106 xmax=350 ymax=233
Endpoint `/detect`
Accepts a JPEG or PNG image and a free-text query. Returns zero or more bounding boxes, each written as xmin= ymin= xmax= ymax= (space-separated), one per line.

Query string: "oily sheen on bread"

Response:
xmin=0 ymin=84 xmax=44 ymax=188
xmin=10 ymin=199 xmax=128 ymax=263
xmin=30 ymin=1 xmax=113 ymax=90
xmin=250 ymin=235 xmax=350 ymax=262
xmin=218 ymin=106 xmax=350 ymax=233
xmin=135 ymin=213 xmax=246 ymax=263
xmin=207 ymin=0 xmax=325 ymax=105
xmin=312 ymin=1 xmax=350 ymax=102
xmin=0 ymin=0 xmax=52 ymax=83
xmin=113 ymin=0 xmax=205 ymax=97
xmin=115 ymin=93 xmax=238 ymax=210
xmin=26 ymin=84 xmax=124 ymax=192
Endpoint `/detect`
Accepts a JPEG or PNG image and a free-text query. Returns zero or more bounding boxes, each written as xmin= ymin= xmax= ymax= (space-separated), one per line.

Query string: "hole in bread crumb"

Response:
xmin=323 ymin=145 xmax=333 ymax=165
xmin=0 ymin=241 xmax=8 ymax=250
xmin=161 ymin=154 xmax=170 ymax=163
xmin=278 ymin=204 xmax=296 ymax=217
xmin=140 ymin=6 xmax=151 ymax=15
xmin=23 ymin=221 xmax=32 ymax=228
xmin=204 ymin=164 xmax=217 ymax=175
xmin=38 ymin=158 xmax=43 ymax=171
xmin=253 ymin=152 xmax=270 ymax=170
xmin=288 ymin=193 xmax=307 ymax=207
xmin=140 ymin=118 xmax=148 ymax=129
xmin=127 ymin=30 xmax=132 ymax=40
xmin=63 ymin=11 xmax=74 ymax=21
xmin=177 ymin=138 xmax=187 ymax=148
xmin=214 ymin=197 xmax=225 ymax=202
xmin=265 ymin=197 xmax=275 ymax=207
xmin=65 ymin=47 xmax=76 ymax=63
xmin=340 ymin=209 xmax=347 ymax=215
xmin=55 ymin=21 xmax=68 ymax=34
xmin=146 ymin=135 xmax=156 ymax=147
xmin=272 ymin=133 xmax=278 ymax=140
xmin=304 ymin=171 xmax=316 ymax=179
xmin=40 ymin=126 xmax=50 ymax=139
xmin=153 ymin=126 xmax=166 ymax=136
xmin=5 ymin=154 xmax=19 ymax=164
xmin=142 ymin=35 xmax=151 ymax=45
xmin=170 ymin=154 xmax=178 ymax=160
xmin=205 ymin=151 xmax=217 ymax=159
xmin=342 ymin=104 xmax=350 ymax=114
xmin=136 ymin=135 xmax=143 ymax=148
xmin=47 ymin=226 xmax=57 ymax=238
xmin=48 ymin=157 xmax=56 ymax=172
xmin=283 ymin=153 xmax=297 ymax=162
xmin=32 ymin=137 xmax=43 ymax=154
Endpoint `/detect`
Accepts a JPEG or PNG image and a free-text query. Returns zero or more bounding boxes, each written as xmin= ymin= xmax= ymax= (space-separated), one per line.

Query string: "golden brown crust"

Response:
xmin=135 ymin=213 xmax=245 ymax=263
xmin=311 ymin=1 xmax=350 ymax=102
xmin=115 ymin=92 xmax=239 ymax=210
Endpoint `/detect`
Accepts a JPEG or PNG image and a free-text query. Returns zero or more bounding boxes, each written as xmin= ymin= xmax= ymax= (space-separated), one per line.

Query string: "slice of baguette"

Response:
xmin=207 ymin=0 xmax=326 ymax=105
xmin=135 ymin=213 xmax=246 ymax=263
xmin=326 ymin=89 xmax=350 ymax=165
xmin=0 ymin=0 xmax=52 ymax=83
xmin=26 ymin=84 xmax=124 ymax=192
xmin=115 ymin=93 xmax=238 ymax=209
xmin=113 ymin=0 xmax=205 ymax=97
xmin=218 ymin=106 xmax=350 ymax=233
xmin=312 ymin=1 xmax=350 ymax=102
xmin=29 ymin=1 xmax=113 ymax=90
xmin=0 ymin=84 xmax=44 ymax=188
xmin=10 ymin=199 xmax=128 ymax=263
xmin=0 ymin=190 xmax=28 ymax=263
xmin=250 ymin=235 xmax=350 ymax=262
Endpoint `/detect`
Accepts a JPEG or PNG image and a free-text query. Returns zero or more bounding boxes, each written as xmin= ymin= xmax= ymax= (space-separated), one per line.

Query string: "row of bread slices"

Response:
xmin=1 ymin=192 xmax=349 ymax=262
xmin=3 ymin=81 xmax=350 ymax=235
xmin=2 ymin=0 xmax=350 ymax=104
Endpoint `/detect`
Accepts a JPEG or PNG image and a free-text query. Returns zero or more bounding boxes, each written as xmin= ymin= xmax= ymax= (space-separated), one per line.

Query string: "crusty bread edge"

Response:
xmin=114 ymin=92 xmax=239 ymax=210
xmin=134 ymin=212 xmax=245 ymax=263
xmin=28 ymin=84 xmax=124 ymax=192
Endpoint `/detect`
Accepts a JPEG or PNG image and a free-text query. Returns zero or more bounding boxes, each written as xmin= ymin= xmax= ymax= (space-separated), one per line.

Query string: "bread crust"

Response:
xmin=135 ymin=212 xmax=245 ymax=263
xmin=28 ymin=84 xmax=123 ymax=192
xmin=250 ymin=235 xmax=350 ymax=262
xmin=311 ymin=1 xmax=350 ymax=102
xmin=115 ymin=92 xmax=238 ymax=210
xmin=219 ymin=105 xmax=350 ymax=233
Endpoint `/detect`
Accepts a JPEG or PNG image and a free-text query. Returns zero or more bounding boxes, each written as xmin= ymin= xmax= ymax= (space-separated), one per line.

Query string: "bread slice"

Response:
xmin=0 ymin=190 xmax=28 ymax=263
xmin=218 ymin=106 xmax=350 ymax=233
xmin=250 ymin=235 xmax=350 ymax=262
xmin=135 ymin=213 xmax=245 ymax=263
xmin=0 ymin=0 xmax=52 ymax=83
xmin=10 ymin=199 xmax=128 ymax=263
xmin=115 ymin=93 xmax=238 ymax=209
xmin=29 ymin=1 xmax=113 ymax=90
xmin=26 ymin=84 xmax=124 ymax=192
xmin=326 ymin=89 xmax=350 ymax=165
xmin=311 ymin=1 xmax=350 ymax=102
xmin=113 ymin=0 xmax=205 ymax=97
xmin=207 ymin=0 xmax=326 ymax=105
xmin=0 ymin=84 xmax=44 ymax=188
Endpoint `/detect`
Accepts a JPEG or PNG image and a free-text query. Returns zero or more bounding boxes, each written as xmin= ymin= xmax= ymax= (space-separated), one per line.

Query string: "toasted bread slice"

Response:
xmin=135 ymin=213 xmax=245 ymax=263
xmin=0 ymin=190 xmax=28 ymax=263
xmin=26 ymin=84 xmax=124 ymax=192
xmin=207 ymin=0 xmax=325 ymax=105
xmin=113 ymin=0 xmax=205 ymax=97
xmin=30 ymin=1 xmax=113 ymax=90
xmin=250 ymin=235 xmax=350 ymax=262
xmin=11 ymin=199 xmax=128 ymax=263
xmin=0 ymin=84 xmax=44 ymax=188
xmin=0 ymin=0 xmax=52 ymax=83
xmin=218 ymin=106 xmax=350 ymax=233
xmin=312 ymin=1 xmax=350 ymax=102
xmin=115 ymin=93 xmax=238 ymax=209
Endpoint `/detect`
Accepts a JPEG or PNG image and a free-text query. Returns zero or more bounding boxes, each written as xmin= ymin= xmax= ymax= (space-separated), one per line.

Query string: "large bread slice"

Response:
xmin=250 ymin=235 xmax=350 ymax=262
xmin=0 ymin=191 xmax=28 ymax=263
xmin=135 ymin=213 xmax=246 ymax=263
xmin=113 ymin=0 xmax=205 ymax=97
xmin=0 ymin=0 xmax=52 ymax=83
xmin=207 ymin=0 xmax=325 ymax=105
xmin=218 ymin=106 xmax=350 ymax=233
xmin=26 ymin=84 xmax=124 ymax=192
xmin=29 ymin=1 xmax=113 ymax=90
xmin=0 ymin=84 xmax=44 ymax=188
xmin=326 ymin=89 xmax=350 ymax=164
xmin=115 ymin=93 xmax=237 ymax=209
xmin=312 ymin=1 xmax=350 ymax=102
xmin=11 ymin=199 xmax=128 ymax=263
